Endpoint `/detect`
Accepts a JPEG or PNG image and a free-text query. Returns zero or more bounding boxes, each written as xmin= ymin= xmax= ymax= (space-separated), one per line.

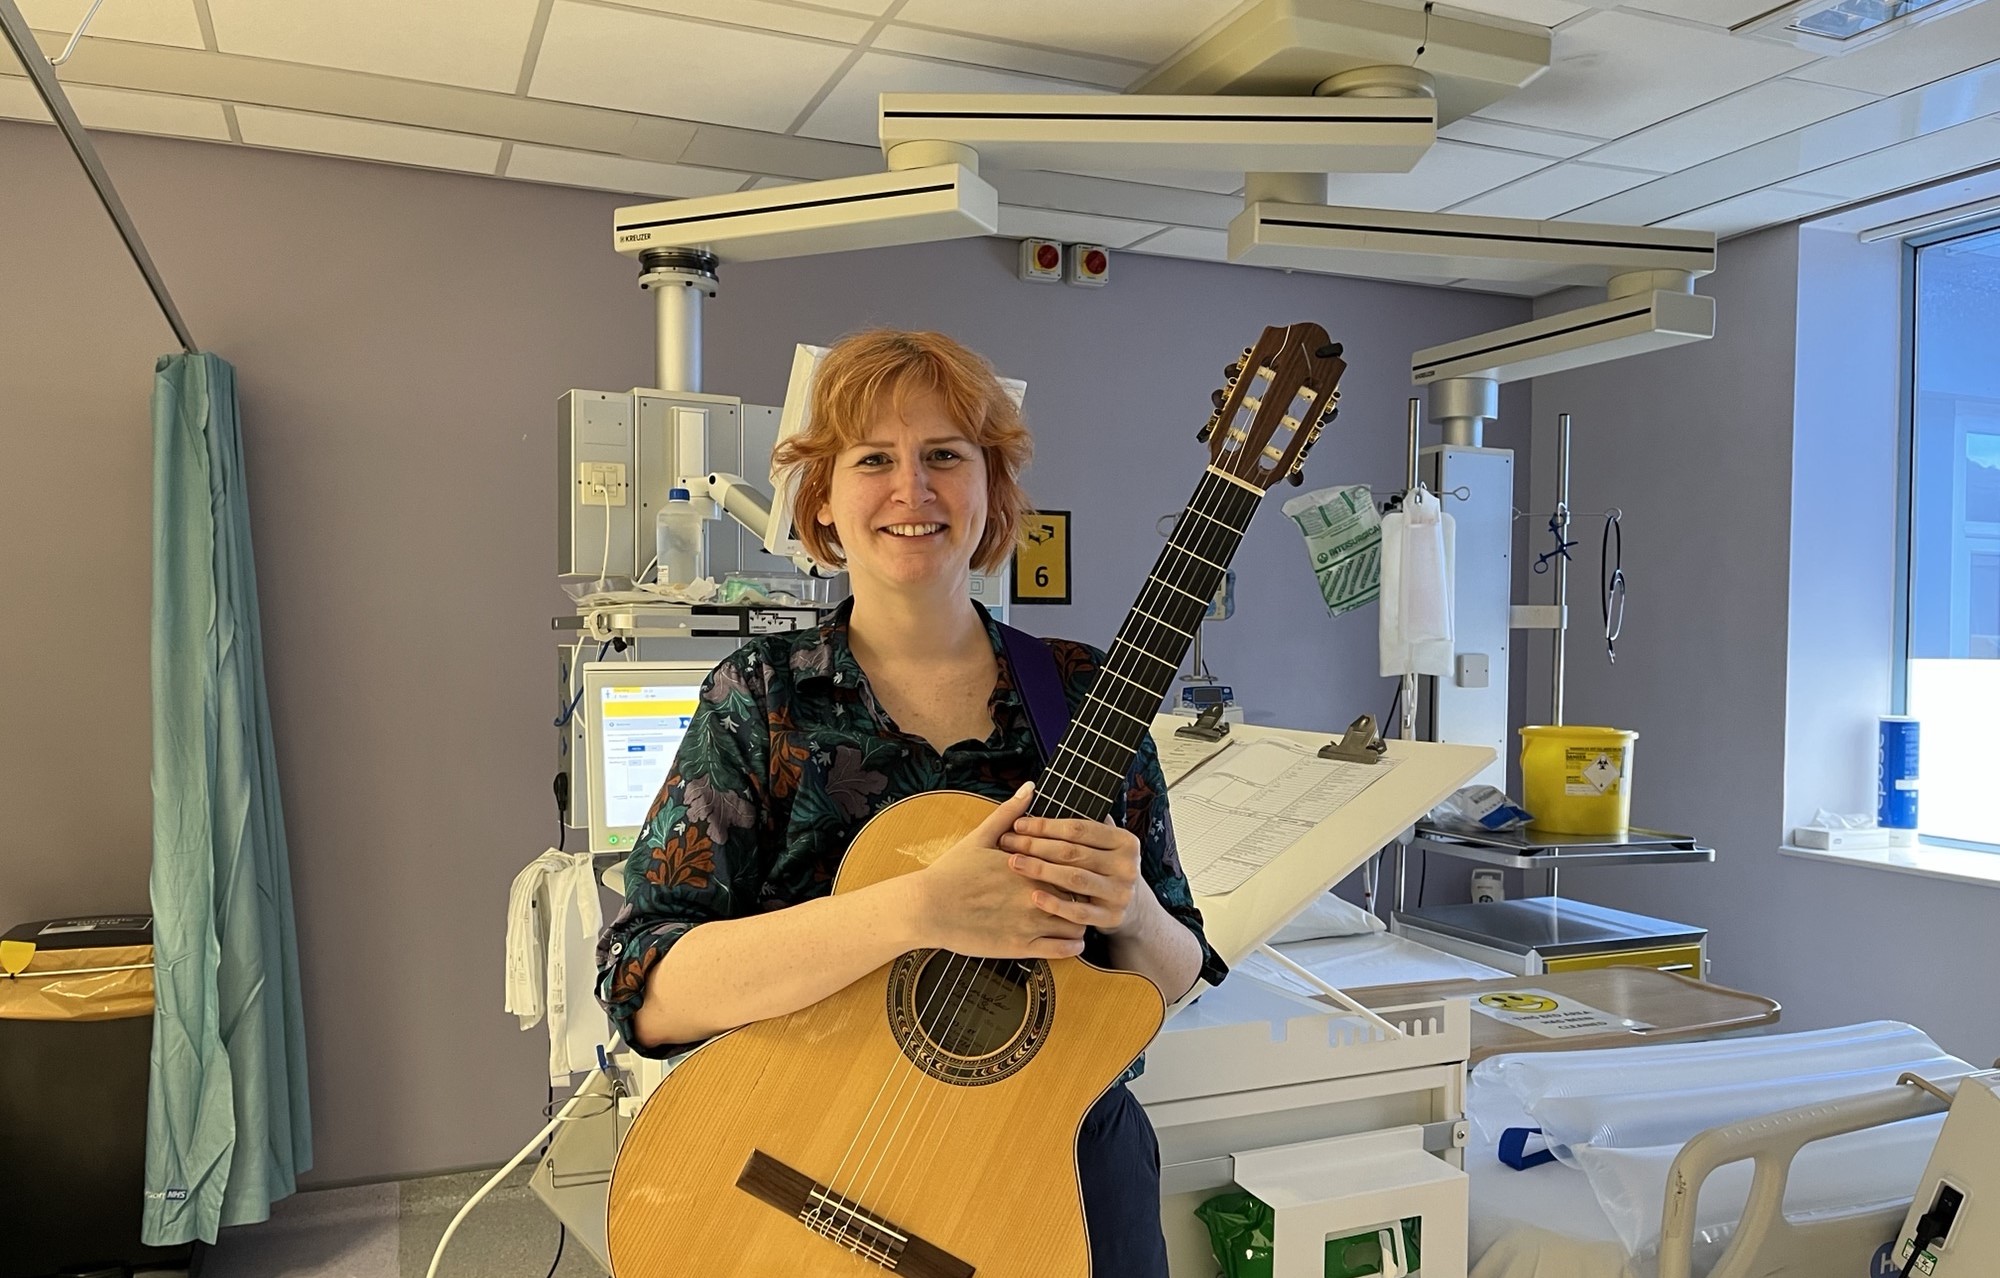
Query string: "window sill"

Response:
xmin=1780 ymin=841 xmax=2000 ymax=890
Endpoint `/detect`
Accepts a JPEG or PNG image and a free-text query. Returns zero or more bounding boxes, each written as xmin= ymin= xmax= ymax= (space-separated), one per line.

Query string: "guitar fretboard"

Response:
xmin=1029 ymin=468 xmax=1262 ymax=824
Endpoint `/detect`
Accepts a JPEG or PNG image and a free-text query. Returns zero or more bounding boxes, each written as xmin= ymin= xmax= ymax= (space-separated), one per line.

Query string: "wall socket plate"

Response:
xmin=578 ymin=461 xmax=628 ymax=505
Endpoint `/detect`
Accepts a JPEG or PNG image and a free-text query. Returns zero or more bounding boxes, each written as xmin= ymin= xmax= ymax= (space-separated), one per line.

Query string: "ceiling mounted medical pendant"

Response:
xmin=637 ymin=247 xmax=717 ymax=395
xmin=1427 ymin=376 xmax=1497 ymax=449
xmin=1135 ymin=0 xmax=1549 ymax=126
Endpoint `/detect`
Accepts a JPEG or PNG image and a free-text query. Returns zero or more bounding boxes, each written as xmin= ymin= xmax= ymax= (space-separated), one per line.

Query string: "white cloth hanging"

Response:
xmin=505 ymin=849 xmax=611 ymax=1082
xmin=1379 ymin=486 xmax=1456 ymax=677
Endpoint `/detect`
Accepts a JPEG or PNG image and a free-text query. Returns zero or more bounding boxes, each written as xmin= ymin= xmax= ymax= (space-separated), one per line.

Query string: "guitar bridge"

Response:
xmin=737 ymin=1150 xmax=975 ymax=1277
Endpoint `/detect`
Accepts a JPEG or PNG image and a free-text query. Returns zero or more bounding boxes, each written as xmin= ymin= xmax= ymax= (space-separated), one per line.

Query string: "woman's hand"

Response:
xmin=1000 ymin=813 xmax=1145 ymax=936
xmin=910 ymin=784 xmax=1089 ymax=960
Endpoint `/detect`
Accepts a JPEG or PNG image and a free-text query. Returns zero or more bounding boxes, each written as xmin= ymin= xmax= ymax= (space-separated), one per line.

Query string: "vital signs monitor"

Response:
xmin=582 ymin=660 xmax=715 ymax=855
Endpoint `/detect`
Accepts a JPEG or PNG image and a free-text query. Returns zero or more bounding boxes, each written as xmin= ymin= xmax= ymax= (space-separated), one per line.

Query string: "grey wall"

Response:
xmin=1529 ymin=225 xmax=2000 ymax=1067
xmin=0 ymin=121 xmax=1527 ymax=1184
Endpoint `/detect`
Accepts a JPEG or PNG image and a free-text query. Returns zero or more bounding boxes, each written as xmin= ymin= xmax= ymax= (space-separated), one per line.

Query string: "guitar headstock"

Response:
xmin=1198 ymin=323 xmax=1347 ymax=490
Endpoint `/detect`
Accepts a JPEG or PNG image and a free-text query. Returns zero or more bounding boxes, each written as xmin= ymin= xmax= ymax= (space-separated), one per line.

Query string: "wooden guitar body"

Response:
xmin=607 ymin=790 xmax=1167 ymax=1278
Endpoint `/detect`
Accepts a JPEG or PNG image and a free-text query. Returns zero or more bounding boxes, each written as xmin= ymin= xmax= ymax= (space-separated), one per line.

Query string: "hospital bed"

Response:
xmin=1459 ymin=1020 xmax=1973 ymax=1278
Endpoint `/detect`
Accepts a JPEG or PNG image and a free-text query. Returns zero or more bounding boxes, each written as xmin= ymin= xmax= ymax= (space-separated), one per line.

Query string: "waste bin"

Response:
xmin=0 ymin=914 xmax=191 ymax=1278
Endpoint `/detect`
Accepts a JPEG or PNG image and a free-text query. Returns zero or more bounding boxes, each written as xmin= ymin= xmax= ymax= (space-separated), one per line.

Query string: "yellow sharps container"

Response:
xmin=1519 ymin=725 xmax=1639 ymax=835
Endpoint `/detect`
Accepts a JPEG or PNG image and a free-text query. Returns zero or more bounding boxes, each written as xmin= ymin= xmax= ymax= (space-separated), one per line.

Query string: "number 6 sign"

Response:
xmin=1011 ymin=509 xmax=1071 ymax=606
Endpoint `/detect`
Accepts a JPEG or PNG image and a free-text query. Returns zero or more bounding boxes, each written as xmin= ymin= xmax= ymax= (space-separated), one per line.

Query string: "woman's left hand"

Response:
xmin=999 ymin=816 xmax=1145 ymax=935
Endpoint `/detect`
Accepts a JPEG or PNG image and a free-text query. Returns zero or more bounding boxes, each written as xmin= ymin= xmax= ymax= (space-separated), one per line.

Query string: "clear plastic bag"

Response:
xmin=1469 ymin=1020 xmax=1946 ymax=1144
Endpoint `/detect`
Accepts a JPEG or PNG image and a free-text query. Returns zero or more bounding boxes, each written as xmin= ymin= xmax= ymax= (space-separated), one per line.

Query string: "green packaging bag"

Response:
xmin=1195 ymin=1190 xmax=1421 ymax=1278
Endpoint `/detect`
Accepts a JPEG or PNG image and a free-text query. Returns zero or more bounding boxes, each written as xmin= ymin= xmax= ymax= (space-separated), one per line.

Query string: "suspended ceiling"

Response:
xmin=4 ymin=0 xmax=2000 ymax=294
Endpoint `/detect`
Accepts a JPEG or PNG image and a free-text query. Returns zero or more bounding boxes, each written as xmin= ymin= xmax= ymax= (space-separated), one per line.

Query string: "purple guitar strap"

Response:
xmin=997 ymin=622 xmax=1071 ymax=773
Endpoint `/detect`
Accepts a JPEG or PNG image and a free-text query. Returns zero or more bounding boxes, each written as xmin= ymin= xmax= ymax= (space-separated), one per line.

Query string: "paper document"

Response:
xmin=1155 ymin=730 xmax=1233 ymax=786
xmin=1169 ymin=738 xmax=1400 ymax=895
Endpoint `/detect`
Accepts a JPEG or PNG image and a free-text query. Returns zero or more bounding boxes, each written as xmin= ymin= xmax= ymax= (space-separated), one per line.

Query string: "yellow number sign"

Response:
xmin=1012 ymin=510 xmax=1071 ymax=605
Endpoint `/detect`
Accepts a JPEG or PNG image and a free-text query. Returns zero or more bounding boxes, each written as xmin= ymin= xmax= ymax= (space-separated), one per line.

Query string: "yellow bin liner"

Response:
xmin=0 ymin=942 xmax=155 ymax=1021
xmin=1520 ymin=725 xmax=1639 ymax=836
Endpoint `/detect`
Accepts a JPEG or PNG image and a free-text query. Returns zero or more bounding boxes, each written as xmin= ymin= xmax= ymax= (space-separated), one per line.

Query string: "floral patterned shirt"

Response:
xmin=595 ymin=599 xmax=1228 ymax=1071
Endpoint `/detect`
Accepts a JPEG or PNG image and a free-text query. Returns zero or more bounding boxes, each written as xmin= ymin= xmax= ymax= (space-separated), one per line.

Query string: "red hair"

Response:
xmin=776 ymin=330 xmax=1033 ymax=574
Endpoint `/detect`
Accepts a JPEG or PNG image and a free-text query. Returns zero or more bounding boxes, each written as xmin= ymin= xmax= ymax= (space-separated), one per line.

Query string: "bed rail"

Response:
xmin=1657 ymin=1074 xmax=1956 ymax=1278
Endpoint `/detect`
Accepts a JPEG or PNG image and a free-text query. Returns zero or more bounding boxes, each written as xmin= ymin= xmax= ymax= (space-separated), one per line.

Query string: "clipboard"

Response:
xmin=1150 ymin=717 xmax=1493 ymax=971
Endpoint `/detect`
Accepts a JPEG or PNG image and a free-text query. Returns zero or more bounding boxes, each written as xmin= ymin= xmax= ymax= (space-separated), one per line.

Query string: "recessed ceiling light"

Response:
xmin=1736 ymin=0 xmax=1988 ymax=50
xmin=1792 ymin=0 xmax=1954 ymax=39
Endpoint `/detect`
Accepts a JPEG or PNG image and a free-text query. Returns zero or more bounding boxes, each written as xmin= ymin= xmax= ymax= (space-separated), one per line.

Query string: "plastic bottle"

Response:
xmin=655 ymin=488 xmax=704 ymax=586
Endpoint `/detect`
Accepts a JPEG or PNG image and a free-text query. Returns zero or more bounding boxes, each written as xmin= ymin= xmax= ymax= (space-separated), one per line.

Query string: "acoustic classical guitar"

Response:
xmin=607 ymin=323 xmax=1348 ymax=1278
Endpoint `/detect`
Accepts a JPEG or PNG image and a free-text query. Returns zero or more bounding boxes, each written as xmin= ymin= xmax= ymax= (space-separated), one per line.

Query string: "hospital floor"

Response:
xmin=174 ymin=1167 xmax=607 ymax=1278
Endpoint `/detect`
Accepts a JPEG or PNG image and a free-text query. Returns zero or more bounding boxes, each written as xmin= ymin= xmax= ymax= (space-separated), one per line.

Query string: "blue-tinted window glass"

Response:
xmin=1910 ymin=227 xmax=2000 ymax=660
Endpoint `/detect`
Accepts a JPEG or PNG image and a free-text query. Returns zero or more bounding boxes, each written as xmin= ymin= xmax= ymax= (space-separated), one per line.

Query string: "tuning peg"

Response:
xmin=1225 ymin=362 xmax=1242 ymax=381
xmin=1196 ymin=418 xmax=1215 ymax=443
xmin=1315 ymin=342 xmax=1344 ymax=359
xmin=1210 ymin=388 xmax=1228 ymax=409
xmin=1287 ymin=469 xmax=1305 ymax=486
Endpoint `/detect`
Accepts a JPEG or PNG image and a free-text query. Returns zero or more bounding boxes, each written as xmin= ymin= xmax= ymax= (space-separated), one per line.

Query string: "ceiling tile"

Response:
xmin=600 ymin=0 xmax=873 ymax=44
xmin=995 ymin=205 xmax=1164 ymax=249
xmin=207 ymin=0 xmax=542 ymax=93
xmin=1320 ymin=140 xmax=1552 ymax=212
xmin=1790 ymin=0 xmax=2000 ymax=96
xmin=1567 ymin=58 xmax=2000 ymax=223
xmin=1618 ymin=0 xmax=1785 ymax=27
xmin=1447 ymin=161 xmax=1658 ymax=217
xmin=1582 ymin=78 xmax=1877 ymax=173
xmin=890 ymin=0 xmax=1241 ymax=65
xmin=1656 ymin=187 xmax=1841 ymax=237
xmin=0 ymin=77 xmax=51 ymax=121
xmin=795 ymin=0 xmax=896 ymax=12
xmin=504 ymin=145 xmax=750 ymax=197
xmin=1783 ymin=116 xmax=2000 ymax=199
xmin=69 ymin=84 xmax=233 ymax=139
xmin=1475 ymin=9 xmax=1818 ymax=139
xmin=1126 ymin=225 xmax=1228 ymax=261
xmin=18 ymin=0 xmax=204 ymax=48
xmin=0 ymin=77 xmax=234 ymax=139
xmin=234 ymin=106 xmax=504 ymax=174
xmin=531 ymin=2 xmax=850 ymax=132
xmin=797 ymin=51 xmax=1106 ymax=148
xmin=875 ymin=26 xmax=1141 ymax=89
xmin=1438 ymin=117 xmax=1599 ymax=158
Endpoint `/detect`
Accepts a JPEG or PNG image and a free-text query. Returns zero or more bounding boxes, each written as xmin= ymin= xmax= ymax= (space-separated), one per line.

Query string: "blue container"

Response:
xmin=1877 ymin=716 xmax=1920 ymax=830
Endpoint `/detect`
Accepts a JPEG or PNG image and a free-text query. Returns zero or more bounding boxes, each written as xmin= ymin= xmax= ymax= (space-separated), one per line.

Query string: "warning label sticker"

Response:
xmin=1472 ymin=989 xmax=1653 ymax=1039
xmin=1565 ymin=747 xmax=1625 ymax=797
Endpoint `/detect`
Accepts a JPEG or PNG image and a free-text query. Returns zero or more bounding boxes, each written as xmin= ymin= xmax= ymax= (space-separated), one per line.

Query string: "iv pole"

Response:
xmin=0 ymin=0 xmax=198 ymax=354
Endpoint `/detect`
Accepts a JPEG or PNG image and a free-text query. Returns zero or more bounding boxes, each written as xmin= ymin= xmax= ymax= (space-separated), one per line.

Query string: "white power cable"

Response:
xmin=424 ymin=1083 xmax=603 ymax=1278
xmin=597 ymin=481 xmax=613 ymax=587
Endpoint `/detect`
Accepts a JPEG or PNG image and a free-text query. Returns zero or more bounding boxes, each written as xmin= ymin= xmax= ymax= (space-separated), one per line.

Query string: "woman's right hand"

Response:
xmin=911 ymin=784 xmax=1089 ymax=960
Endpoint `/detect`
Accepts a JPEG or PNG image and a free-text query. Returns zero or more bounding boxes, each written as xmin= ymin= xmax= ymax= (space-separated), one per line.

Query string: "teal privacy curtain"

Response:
xmin=144 ymin=352 xmax=311 ymax=1244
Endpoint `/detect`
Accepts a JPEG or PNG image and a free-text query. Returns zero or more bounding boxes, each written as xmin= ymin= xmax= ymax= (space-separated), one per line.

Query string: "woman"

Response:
xmin=596 ymin=328 xmax=1227 ymax=1274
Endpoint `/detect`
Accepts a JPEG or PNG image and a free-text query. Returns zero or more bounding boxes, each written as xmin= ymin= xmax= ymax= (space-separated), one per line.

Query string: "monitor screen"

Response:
xmin=584 ymin=662 xmax=714 ymax=854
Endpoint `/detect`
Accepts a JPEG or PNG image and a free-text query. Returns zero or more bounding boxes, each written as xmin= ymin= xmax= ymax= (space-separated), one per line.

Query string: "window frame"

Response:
xmin=1899 ymin=216 xmax=2000 ymax=853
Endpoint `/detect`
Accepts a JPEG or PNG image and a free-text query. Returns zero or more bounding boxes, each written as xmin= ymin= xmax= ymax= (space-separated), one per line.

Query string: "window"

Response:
xmin=1907 ymin=223 xmax=2000 ymax=847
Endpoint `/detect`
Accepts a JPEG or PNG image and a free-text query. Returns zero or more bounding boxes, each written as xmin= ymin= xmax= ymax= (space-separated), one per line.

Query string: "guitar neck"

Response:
xmin=1028 ymin=468 xmax=1263 ymax=824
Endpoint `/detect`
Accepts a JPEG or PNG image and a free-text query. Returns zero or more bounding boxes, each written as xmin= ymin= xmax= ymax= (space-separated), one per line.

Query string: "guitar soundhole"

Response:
xmin=886 ymin=951 xmax=1054 ymax=1086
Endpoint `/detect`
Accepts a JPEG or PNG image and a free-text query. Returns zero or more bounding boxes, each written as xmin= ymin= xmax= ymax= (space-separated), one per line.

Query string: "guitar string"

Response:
xmin=844 ymin=472 xmax=1260 ymax=1219
xmin=841 ymin=943 xmax=998 ymax=1234
xmin=806 ymin=877 xmax=996 ymax=1243
xmin=1032 ymin=471 xmax=1236 ymax=819
xmin=821 ymin=936 xmax=995 ymax=1243
xmin=1034 ymin=470 xmax=1252 ymax=821
xmin=798 ymin=386 xmax=1300 ymax=1246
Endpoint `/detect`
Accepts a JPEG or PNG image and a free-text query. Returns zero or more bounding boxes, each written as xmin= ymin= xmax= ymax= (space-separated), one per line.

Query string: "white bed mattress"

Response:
xmin=1238 ymin=929 xmax=1509 ymax=995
